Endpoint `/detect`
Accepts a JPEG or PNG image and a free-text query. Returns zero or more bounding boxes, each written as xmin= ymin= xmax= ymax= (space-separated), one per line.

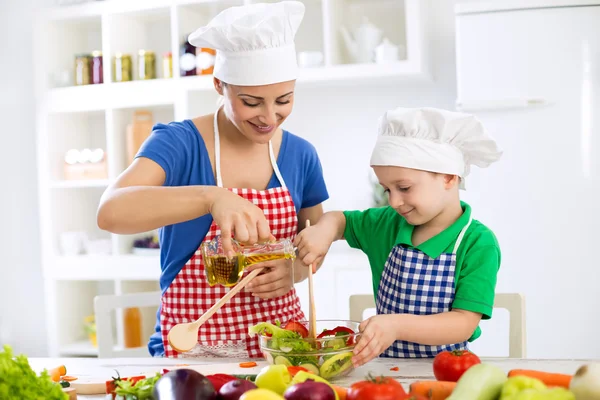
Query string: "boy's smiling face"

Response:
xmin=373 ymin=166 xmax=460 ymax=226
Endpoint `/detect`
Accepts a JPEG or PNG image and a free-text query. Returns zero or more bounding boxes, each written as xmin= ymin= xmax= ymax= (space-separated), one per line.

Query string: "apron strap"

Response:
xmin=214 ymin=108 xmax=288 ymax=189
xmin=453 ymin=216 xmax=473 ymax=254
xmin=213 ymin=110 xmax=224 ymax=188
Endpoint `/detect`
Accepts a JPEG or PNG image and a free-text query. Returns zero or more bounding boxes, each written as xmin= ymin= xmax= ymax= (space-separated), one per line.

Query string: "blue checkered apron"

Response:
xmin=376 ymin=217 xmax=473 ymax=358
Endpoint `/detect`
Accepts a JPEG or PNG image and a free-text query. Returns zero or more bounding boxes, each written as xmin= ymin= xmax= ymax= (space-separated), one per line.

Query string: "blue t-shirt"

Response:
xmin=137 ymin=119 xmax=329 ymax=356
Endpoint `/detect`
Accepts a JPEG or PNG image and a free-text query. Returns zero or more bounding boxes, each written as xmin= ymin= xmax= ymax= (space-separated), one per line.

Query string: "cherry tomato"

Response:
xmin=347 ymin=376 xmax=407 ymax=400
xmin=432 ymin=350 xmax=481 ymax=382
xmin=283 ymin=321 xmax=309 ymax=338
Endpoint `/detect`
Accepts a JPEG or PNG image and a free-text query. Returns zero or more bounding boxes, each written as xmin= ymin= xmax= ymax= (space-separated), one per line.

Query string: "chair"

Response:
xmin=348 ymin=292 xmax=527 ymax=358
xmin=94 ymin=291 xmax=162 ymax=358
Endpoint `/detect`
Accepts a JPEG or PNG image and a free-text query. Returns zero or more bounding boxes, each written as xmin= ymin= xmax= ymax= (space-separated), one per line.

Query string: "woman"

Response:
xmin=97 ymin=1 xmax=328 ymax=358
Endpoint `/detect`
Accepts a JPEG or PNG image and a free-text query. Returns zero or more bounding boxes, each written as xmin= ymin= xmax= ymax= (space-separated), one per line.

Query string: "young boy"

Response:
xmin=294 ymin=107 xmax=503 ymax=366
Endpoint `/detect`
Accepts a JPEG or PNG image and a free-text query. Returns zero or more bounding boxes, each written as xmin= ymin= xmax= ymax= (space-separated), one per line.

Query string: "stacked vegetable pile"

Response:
xmin=406 ymin=350 xmax=600 ymax=400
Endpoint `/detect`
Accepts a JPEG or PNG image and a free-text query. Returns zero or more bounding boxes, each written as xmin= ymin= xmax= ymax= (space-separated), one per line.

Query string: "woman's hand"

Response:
xmin=351 ymin=314 xmax=399 ymax=367
xmin=245 ymin=259 xmax=293 ymax=299
xmin=209 ymin=188 xmax=273 ymax=257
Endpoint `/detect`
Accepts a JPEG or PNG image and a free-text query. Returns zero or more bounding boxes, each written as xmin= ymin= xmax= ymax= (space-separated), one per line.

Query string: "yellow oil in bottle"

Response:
xmin=205 ymin=252 xmax=296 ymax=287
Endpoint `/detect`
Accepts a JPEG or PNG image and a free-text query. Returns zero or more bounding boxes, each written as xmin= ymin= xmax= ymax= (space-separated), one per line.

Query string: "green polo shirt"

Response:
xmin=343 ymin=202 xmax=501 ymax=342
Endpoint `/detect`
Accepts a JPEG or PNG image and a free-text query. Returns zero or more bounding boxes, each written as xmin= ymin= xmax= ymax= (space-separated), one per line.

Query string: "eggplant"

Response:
xmin=153 ymin=369 xmax=217 ymax=400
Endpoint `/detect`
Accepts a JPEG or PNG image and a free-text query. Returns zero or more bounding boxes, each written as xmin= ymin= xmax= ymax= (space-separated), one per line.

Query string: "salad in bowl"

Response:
xmin=248 ymin=320 xmax=360 ymax=380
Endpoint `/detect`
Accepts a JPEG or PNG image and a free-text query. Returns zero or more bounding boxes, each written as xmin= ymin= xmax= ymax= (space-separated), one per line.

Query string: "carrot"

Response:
xmin=507 ymin=369 xmax=572 ymax=388
xmin=60 ymin=375 xmax=78 ymax=382
xmin=332 ymin=384 xmax=347 ymax=400
xmin=48 ymin=365 xmax=67 ymax=382
xmin=239 ymin=361 xmax=258 ymax=368
xmin=390 ymin=366 xmax=400 ymax=371
xmin=409 ymin=381 xmax=456 ymax=400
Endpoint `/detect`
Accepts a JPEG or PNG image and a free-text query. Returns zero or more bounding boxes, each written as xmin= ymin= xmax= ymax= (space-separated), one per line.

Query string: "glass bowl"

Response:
xmin=257 ymin=320 xmax=361 ymax=381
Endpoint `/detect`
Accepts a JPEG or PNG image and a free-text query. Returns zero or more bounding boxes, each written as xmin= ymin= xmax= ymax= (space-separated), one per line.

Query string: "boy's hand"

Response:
xmin=294 ymin=224 xmax=335 ymax=268
xmin=352 ymin=315 xmax=399 ymax=367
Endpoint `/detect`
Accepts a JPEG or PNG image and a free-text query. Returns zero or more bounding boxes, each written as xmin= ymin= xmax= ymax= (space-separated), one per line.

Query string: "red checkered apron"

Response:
xmin=160 ymin=111 xmax=305 ymax=358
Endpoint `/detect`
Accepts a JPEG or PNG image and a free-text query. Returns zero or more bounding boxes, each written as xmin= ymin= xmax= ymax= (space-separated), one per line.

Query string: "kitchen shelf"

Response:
xmin=48 ymin=255 xmax=161 ymax=281
xmin=35 ymin=0 xmax=427 ymax=357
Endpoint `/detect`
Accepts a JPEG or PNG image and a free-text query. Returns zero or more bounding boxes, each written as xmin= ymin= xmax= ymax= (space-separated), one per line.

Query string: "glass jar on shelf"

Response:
xmin=137 ymin=49 xmax=156 ymax=80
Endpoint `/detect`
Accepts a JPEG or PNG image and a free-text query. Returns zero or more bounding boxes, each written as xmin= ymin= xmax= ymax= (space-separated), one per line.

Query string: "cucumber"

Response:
xmin=447 ymin=363 xmax=508 ymax=400
xmin=274 ymin=355 xmax=293 ymax=367
xmin=319 ymin=352 xmax=353 ymax=379
xmin=299 ymin=363 xmax=320 ymax=376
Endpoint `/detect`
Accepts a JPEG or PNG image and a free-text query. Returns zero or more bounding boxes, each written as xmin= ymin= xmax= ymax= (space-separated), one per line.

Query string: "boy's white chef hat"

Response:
xmin=188 ymin=1 xmax=305 ymax=86
xmin=370 ymin=107 xmax=502 ymax=190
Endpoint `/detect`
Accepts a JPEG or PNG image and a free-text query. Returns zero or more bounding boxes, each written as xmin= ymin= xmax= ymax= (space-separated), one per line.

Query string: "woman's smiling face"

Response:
xmin=216 ymin=78 xmax=296 ymax=144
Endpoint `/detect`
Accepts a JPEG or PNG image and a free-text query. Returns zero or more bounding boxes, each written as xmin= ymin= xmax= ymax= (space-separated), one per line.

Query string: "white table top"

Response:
xmin=28 ymin=356 xmax=595 ymax=399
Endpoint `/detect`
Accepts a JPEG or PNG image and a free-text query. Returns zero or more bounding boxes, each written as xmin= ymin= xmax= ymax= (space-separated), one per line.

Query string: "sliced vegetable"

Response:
xmin=332 ymin=326 xmax=356 ymax=345
xmin=115 ymin=372 xmax=162 ymax=400
xmin=49 ymin=365 xmax=67 ymax=382
xmin=60 ymin=376 xmax=78 ymax=382
xmin=239 ymin=362 xmax=258 ymax=368
xmin=508 ymin=369 xmax=572 ymax=388
xmin=409 ymin=380 xmax=456 ymax=399
xmin=298 ymin=363 xmax=320 ymax=376
xmin=284 ymin=321 xmax=309 ymax=338
xmin=59 ymin=381 xmax=71 ymax=388
xmin=319 ymin=352 xmax=354 ymax=379
xmin=390 ymin=367 xmax=399 ymax=372
xmin=275 ymin=356 xmax=293 ymax=367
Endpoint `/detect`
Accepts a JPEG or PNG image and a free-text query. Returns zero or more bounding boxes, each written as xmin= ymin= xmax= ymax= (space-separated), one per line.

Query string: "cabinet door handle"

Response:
xmin=455 ymin=97 xmax=550 ymax=112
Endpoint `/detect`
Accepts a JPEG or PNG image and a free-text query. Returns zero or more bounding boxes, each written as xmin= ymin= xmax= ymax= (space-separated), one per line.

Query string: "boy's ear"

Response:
xmin=443 ymin=174 xmax=460 ymax=189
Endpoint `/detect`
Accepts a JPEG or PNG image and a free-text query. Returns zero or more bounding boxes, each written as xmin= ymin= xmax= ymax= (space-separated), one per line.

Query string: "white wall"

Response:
xmin=0 ymin=0 xmax=49 ymax=356
xmin=0 ymin=0 xmax=459 ymax=357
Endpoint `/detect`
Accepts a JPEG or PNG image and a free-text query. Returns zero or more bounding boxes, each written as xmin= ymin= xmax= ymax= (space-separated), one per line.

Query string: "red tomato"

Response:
xmin=284 ymin=321 xmax=309 ymax=338
xmin=432 ymin=350 xmax=481 ymax=382
xmin=347 ymin=376 xmax=407 ymax=400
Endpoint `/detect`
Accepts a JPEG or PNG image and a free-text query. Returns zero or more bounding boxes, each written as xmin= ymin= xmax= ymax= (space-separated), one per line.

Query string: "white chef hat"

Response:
xmin=187 ymin=1 xmax=305 ymax=86
xmin=370 ymin=107 xmax=502 ymax=190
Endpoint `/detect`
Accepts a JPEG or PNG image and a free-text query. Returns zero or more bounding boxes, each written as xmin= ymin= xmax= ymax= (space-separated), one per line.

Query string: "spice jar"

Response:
xmin=196 ymin=47 xmax=216 ymax=75
xmin=74 ymin=54 xmax=92 ymax=85
xmin=138 ymin=49 xmax=156 ymax=80
xmin=113 ymin=53 xmax=132 ymax=82
xmin=162 ymin=52 xmax=173 ymax=79
xmin=91 ymin=50 xmax=103 ymax=84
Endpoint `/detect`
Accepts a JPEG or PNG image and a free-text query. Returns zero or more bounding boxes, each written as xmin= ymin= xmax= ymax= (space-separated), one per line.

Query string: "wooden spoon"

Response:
xmin=305 ymin=219 xmax=317 ymax=340
xmin=167 ymin=267 xmax=263 ymax=353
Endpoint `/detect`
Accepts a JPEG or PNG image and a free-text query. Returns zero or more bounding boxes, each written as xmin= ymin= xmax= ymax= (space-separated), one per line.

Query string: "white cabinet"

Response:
xmin=34 ymin=0 xmax=428 ymax=357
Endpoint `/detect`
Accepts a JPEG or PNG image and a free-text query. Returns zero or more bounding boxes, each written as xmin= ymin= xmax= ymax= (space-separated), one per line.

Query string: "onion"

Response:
xmin=570 ymin=363 xmax=600 ymax=400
